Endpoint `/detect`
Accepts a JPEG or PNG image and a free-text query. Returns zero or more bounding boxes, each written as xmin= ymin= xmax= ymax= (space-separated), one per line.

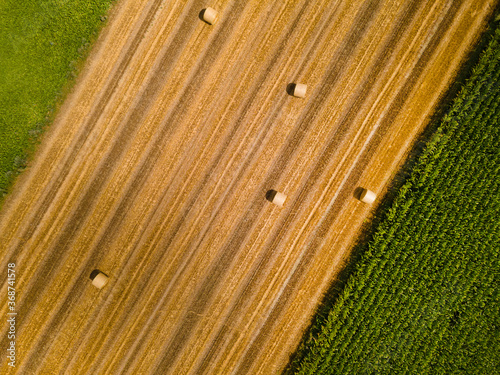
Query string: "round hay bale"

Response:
xmin=92 ymin=272 xmax=109 ymax=289
xmin=359 ymin=188 xmax=376 ymax=204
xmin=272 ymin=191 xmax=287 ymax=207
xmin=202 ymin=7 xmax=218 ymax=25
xmin=293 ymin=83 xmax=307 ymax=98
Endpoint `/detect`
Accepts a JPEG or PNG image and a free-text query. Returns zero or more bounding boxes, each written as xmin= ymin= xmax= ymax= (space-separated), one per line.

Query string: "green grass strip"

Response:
xmin=0 ymin=0 xmax=115 ymax=204
xmin=285 ymin=22 xmax=500 ymax=375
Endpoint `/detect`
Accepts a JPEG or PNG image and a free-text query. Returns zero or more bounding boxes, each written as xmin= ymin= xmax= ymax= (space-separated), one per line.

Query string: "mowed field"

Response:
xmin=0 ymin=0 xmax=496 ymax=374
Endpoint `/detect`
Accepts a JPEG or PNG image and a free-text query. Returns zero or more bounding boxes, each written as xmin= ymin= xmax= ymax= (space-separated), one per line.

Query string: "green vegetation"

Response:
xmin=0 ymin=0 xmax=114 ymax=203
xmin=285 ymin=23 xmax=500 ymax=375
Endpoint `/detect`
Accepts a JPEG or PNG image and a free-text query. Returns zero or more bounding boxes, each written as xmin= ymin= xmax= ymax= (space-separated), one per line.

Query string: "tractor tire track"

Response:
xmin=0 ymin=0 xmax=494 ymax=374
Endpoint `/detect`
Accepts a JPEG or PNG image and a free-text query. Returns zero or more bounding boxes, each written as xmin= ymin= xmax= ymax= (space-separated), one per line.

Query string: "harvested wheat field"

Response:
xmin=0 ymin=0 xmax=496 ymax=373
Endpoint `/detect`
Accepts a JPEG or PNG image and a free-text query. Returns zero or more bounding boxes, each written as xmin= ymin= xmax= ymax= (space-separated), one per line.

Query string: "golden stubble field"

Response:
xmin=0 ymin=0 xmax=496 ymax=373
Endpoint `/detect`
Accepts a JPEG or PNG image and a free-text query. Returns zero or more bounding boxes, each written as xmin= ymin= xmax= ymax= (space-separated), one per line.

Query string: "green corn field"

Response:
xmin=285 ymin=23 xmax=500 ymax=375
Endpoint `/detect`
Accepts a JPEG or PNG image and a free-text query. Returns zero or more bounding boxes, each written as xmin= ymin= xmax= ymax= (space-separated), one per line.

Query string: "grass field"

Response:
xmin=0 ymin=0 xmax=114 ymax=201
xmin=285 ymin=22 xmax=500 ymax=375
xmin=0 ymin=0 xmax=495 ymax=373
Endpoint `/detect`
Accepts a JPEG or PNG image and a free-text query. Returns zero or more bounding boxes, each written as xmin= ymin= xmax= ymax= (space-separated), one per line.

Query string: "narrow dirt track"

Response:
xmin=0 ymin=0 xmax=495 ymax=373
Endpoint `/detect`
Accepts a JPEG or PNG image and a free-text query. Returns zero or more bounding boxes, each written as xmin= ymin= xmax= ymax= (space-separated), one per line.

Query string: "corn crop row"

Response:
xmin=285 ymin=24 xmax=500 ymax=375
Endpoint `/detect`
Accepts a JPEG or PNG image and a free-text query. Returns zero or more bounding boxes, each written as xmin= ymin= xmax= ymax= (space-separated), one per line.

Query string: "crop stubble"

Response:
xmin=0 ymin=0 xmax=495 ymax=374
